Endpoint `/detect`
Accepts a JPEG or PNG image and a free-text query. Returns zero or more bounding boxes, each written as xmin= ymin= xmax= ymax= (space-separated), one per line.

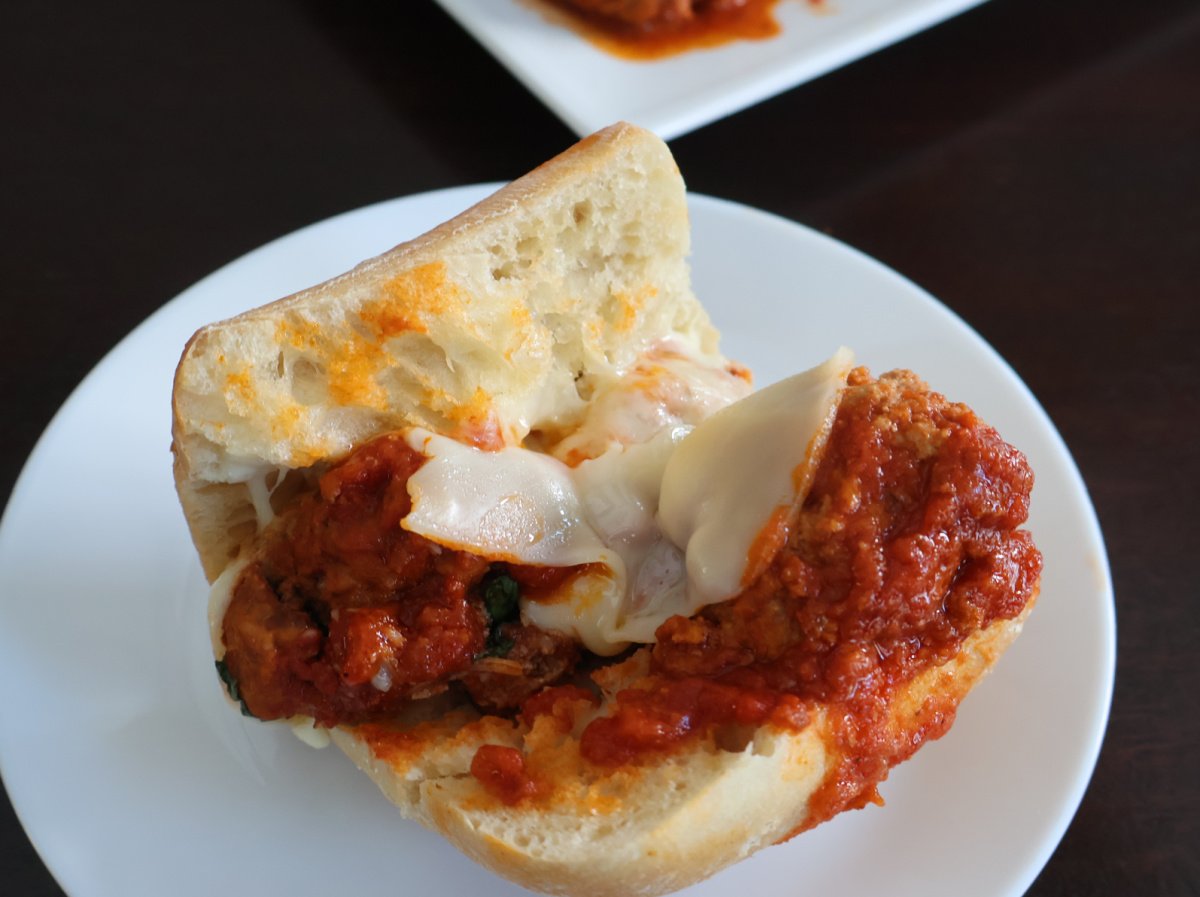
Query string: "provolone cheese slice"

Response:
xmin=659 ymin=347 xmax=854 ymax=608
xmin=527 ymin=428 xmax=690 ymax=649
xmin=551 ymin=338 xmax=752 ymax=464
xmin=402 ymin=428 xmax=616 ymax=569
xmin=399 ymin=349 xmax=853 ymax=655
xmin=402 ymin=427 xmax=684 ymax=654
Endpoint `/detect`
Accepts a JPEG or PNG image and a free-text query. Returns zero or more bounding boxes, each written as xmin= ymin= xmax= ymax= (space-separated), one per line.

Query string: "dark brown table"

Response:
xmin=3 ymin=0 xmax=1197 ymax=893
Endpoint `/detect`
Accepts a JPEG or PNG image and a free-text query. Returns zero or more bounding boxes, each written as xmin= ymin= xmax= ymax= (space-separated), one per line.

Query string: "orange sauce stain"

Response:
xmin=326 ymin=338 xmax=389 ymax=409
xmin=270 ymin=404 xmax=302 ymax=441
xmin=450 ymin=393 xmax=507 ymax=450
xmin=363 ymin=262 xmax=454 ymax=338
xmin=224 ymin=369 xmax=256 ymax=406
xmin=271 ymin=262 xmax=461 ymax=414
xmin=742 ymin=504 xmax=790 ymax=586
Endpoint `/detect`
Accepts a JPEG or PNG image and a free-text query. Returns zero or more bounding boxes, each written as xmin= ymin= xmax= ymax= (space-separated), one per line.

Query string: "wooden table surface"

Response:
xmin=2 ymin=0 xmax=1197 ymax=893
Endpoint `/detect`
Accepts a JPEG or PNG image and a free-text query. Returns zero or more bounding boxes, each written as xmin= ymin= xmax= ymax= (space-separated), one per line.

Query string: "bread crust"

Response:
xmin=174 ymin=124 xmax=1038 ymax=897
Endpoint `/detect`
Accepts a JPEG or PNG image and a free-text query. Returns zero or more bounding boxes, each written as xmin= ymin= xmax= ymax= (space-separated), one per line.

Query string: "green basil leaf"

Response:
xmin=215 ymin=659 xmax=256 ymax=718
xmin=483 ymin=574 xmax=521 ymax=623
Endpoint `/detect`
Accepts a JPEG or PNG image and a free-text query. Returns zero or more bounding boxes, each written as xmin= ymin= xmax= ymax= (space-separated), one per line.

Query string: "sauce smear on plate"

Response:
xmin=534 ymin=0 xmax=825 ymax=61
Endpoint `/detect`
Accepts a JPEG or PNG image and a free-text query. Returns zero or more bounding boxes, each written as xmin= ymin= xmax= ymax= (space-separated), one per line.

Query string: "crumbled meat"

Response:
xmin=461 ymin=624 xmax=581 ymax=711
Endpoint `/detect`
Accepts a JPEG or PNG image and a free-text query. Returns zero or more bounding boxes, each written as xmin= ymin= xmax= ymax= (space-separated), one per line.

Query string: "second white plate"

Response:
xmin=433 ymin=0 xmax=989 ymax=138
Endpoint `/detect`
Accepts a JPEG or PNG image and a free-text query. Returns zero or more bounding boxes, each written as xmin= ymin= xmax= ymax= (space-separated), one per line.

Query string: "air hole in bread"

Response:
xmin=572 ymin=200 xmax=592 ymax=225
xmin=714 ymin=724 xmax=756 ymax=754
xmin=516 ymin=236 xmax=541 ymax=266
xmin=274 ymin=351 xmax=286 ymax=379
xmin=491 ymin=258 xmax=531 ymax=280
xmin=573 ymin=372 xmax=596 ymax=402
xmin=289 ymin=359 xmax=328 ymax=406
xmin=487 ymin=243 xmax=508 ymax=280
xmin=379 ymin=333 xmax=456 ymax=387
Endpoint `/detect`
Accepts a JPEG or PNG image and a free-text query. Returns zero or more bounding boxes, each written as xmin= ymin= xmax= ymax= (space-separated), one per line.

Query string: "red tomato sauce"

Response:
xmin=579 ymin=677 xmax=809 ymax=766
xmin=520 ymin=684 xmax=600 ymax=731
xmin=221 ymin=433 xmax=582 ymax=725
xmin=537 ymin=0 xmax=788 ymax=61
xmin=219 ymin=370 xmax=1039 ymax=814
xmin=470 ymin=744 xmax=540 ymax=804
xmin=575 ymin=370 xmax=1041 ymax=791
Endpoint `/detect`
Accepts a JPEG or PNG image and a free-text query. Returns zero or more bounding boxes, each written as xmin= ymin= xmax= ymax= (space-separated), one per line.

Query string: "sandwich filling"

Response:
xmin=215 ymin=361 xmax=1040 ymax=808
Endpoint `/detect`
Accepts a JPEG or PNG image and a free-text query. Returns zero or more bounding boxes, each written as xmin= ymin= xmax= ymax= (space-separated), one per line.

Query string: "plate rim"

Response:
xmin=0 ymin=185 xmax=1115 ymax=897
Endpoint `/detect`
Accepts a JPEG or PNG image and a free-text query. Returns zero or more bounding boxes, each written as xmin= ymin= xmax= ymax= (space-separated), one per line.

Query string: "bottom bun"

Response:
xmin=328 ymin=608 xmax=1031 ymax=897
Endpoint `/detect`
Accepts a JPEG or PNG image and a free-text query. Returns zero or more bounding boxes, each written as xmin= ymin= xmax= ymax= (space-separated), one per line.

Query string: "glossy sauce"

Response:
xmin=580 ymin=677 xmax=808 ymax=765
xmin=536 ymin=0 xmax=794 ymax=61
xmin=471 ymin=744 xmax=540 ymax=804
xmin=574 ymin=370 xmax=1041 ymax=799
xmin=222 ymin=433 xmax=581 ymax=724
xmin=537 ymin=0 xmax=782 ymax=60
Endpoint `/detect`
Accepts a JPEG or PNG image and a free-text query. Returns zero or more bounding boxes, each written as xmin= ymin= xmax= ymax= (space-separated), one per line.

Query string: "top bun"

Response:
xmin=172 ymin=123 xmax=719 ymax=580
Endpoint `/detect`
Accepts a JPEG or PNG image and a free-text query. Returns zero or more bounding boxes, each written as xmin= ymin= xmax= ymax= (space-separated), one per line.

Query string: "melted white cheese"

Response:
xmin=550 ymin=338 xmax=752 ymax=464
xmin=208 ymin=556 xmax=248 ymax=661
xmin=659 ymin=347 xmax=854 ymax=608
xmin=402 ymin=429 xmax=619 ymax=570
xmin=220 ymin=459 xmax=290 ymax=528
xmin=399 ymin=349 xmax=853 ymax=655
xmin=525 ymin=428 xmax=692 ymax=650
xmin=289 ymin=716 xmax=331 ymax=748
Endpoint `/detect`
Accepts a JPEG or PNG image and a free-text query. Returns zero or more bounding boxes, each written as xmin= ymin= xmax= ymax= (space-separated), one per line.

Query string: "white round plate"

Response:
xmin=0 ymin=187 xmax=1113 ymax=897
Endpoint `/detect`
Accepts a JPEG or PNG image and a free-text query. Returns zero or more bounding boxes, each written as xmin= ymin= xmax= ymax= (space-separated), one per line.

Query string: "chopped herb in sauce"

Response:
xmin=215 ymin=659 xmax=256 ymax=717
xmin=484 ymin=574 xmax=520 ymax=623
xmin=478 ymin=573 xmax=521 ymax=658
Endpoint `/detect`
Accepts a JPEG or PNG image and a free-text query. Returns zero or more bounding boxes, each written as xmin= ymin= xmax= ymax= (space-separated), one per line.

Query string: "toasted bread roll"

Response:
xmin=173 ymin=123 xmax=1040 ymax=897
